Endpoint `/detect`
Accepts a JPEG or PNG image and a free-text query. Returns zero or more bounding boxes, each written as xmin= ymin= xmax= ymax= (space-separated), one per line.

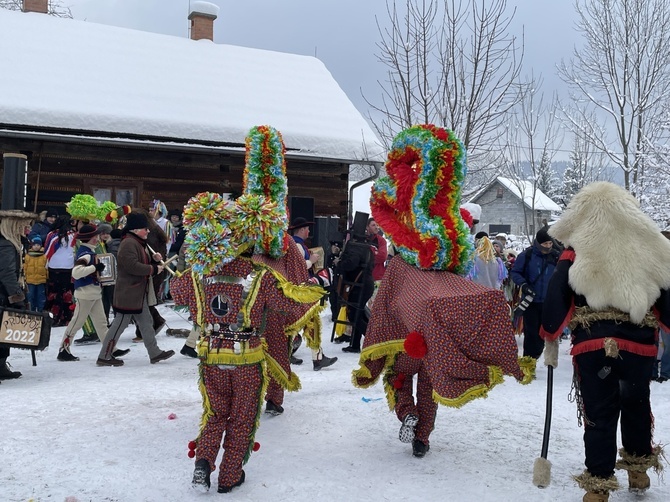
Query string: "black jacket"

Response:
xmin=0 ymin=236 xmax=25 ymax=307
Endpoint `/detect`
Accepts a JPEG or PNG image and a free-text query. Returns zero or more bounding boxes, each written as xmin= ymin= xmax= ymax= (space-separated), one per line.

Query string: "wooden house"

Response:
xmin=0 ymin=1 xmax=383 ymax=225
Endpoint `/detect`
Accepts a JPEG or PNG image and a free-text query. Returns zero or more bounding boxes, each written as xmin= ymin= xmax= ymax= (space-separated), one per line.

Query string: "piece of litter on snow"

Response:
xmin=361 ymin=397 xmax=383 ymax=402
xmin=168 ymin=413 xmax=177 ymax=420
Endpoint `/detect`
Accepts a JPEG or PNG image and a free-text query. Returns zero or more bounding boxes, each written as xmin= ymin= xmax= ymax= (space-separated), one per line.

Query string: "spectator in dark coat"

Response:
xmin=335 ymin=231 xmax=375 ymax=353
xmin=510 ymin=228 xmax=559 ymax=359
xmin=28 ymin=208 xmax=57 ymax=243
xmin=97 ymin=212 xmax=174 ymax=366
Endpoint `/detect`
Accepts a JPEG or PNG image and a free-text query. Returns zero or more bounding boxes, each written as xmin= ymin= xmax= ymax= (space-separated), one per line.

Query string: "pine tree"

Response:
xmin=536 ymin=151 xmax=559 ymax=200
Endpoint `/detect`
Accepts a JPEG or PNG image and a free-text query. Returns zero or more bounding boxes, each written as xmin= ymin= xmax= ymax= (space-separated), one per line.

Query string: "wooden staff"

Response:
xmin=146 ymin=243 xmax=178 ymax=276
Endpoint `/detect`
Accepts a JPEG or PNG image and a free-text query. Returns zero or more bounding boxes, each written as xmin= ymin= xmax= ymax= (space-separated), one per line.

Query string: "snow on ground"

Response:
xmin=3 ymin=304 xmax=670 ymax=502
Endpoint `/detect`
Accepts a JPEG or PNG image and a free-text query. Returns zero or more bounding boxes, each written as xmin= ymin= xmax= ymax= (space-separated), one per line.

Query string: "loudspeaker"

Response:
xmin=313 ymin=216 xmax=341 ymax=252
xmin=288 ymin=196 xmax=315 ymax=224
xmin=351 ymin=211 xmax=369 ymax=237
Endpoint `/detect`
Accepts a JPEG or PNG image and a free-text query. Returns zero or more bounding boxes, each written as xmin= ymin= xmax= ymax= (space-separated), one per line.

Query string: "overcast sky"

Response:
xmin=66 ymin=0 xmax=579 ymax=138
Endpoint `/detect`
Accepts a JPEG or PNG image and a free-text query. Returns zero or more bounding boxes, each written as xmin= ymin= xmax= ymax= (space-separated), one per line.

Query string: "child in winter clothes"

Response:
xmin=57 ymin=224 xmax=108 ymax=361
xmin=24 ymin=236 xmax=47 ymax=311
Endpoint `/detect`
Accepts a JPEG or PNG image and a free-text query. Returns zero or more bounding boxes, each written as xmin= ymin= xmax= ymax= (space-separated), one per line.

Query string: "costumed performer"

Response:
xmin=539 ymin=182 xmax=670 ymax=502
xmin=241 ymin=125 xmax=335 ymax=416
xmin=175 ymin=190 xmax=328 ymax=493
xmin=352 ymin=124 xmax=532 ymax=458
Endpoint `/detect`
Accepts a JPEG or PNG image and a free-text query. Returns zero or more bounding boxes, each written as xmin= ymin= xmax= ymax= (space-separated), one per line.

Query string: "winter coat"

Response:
xmin=0 ymin=236 xmax=25 ymax=307
xmin=24 ymin=249 xmax=48 ymax=285
xmin=106 ymin=237 xmax=121 ymax=257
xmin=366 ymin=233 xmax=387 ymax=281
xmin=510 ymin=241 xmax=559 ymax=303
xmin=470 ymin=256 xmax=505 ymax=290
xmin=336 ymin=239 xmax=375 ymax=302
xmin=113 ymin=233 xmax=160 ymax=314
xmin=168 ymin=223 xmax=186 ymax=255
xmin=28 ymin=220 xmax=53 ymax=244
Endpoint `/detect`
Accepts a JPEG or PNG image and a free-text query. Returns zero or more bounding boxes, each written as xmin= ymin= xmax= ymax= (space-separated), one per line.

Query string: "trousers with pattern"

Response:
xmin=393 ymin=353 xmax=438 ymax=445
xmin=196 ymin=363 xmax=263 ymax=488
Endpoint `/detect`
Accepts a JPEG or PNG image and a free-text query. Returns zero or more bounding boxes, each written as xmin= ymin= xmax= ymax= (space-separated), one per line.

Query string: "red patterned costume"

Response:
xmin=352 ymin=125 xmax=531 ymax=457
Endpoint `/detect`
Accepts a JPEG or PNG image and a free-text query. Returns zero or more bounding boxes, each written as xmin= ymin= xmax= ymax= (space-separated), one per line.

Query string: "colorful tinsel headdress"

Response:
xmin=242 ymin=125 xmax=289 ymax=258
xmin=151 ymin=199 xmax=168 ymax=219
xmin=370 ymin=124 xmax=473 ymax=273
xmin=182 ymin=192 xmax=286 ymax=276
xmin=101 ymin=203 xmax=131 ymax=225
xmin=66 ymin=194 xmax=100 ymax=222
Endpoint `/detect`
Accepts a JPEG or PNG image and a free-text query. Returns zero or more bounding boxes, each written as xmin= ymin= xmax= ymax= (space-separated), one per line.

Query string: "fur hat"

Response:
xmin=124 ymin=212 xmax=149 ymax=232
xmin=535 ymin=228 xmax=552 ymax=244
xmin=460 ymin=203 xmax=482 ymax=223
xmin=76 ymin=224 xmax=102 ymax=241
xmin=549 ymin=181 xmax=670 ymax=323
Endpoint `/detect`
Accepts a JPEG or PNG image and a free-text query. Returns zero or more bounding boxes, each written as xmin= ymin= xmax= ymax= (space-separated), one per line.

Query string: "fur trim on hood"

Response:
xmin=549 ymin=181 xmax=670 ymax=323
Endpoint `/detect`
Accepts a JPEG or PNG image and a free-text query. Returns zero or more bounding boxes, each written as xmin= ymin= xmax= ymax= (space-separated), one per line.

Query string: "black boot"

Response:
xmin=218 ymin=470 xmax=245 ymax=493
xmin=412 ymin=439 xmax=429 ymax=458
xmin=180 ymin=345 xmax=198 ymax=358
xmin=192 ymin=458 xmax=211 ymax=492
xmin=265 ymin=400 xmax=284 ymax=416
xmin=0 ymin=359 xmax=22 ymax=379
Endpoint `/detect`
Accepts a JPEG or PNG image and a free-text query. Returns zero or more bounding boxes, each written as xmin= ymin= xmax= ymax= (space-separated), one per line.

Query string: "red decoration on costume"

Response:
xmin=187 ymin=450 xmax=195 ymax=458
xmin=253 ymin=442 xmax=260 ymax=452
xmin=404 ymin=331 xmax=427 ymax=359
xmin=393 ymin=372 xmax=406 ymax=389
xmin=460 ymin=208 xmax=473 ymax=229
xmin=121 ymin=205 xmax=131 ymax=215
xmin=188 ymin=440 xmax=197 ymax=450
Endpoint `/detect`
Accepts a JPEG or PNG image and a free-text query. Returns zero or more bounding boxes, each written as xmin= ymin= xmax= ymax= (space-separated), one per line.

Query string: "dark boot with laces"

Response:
xmin=412 ymin=439 xmax=429 ymax=458
xmin=191 ymin=458 xmax=211 ymax=492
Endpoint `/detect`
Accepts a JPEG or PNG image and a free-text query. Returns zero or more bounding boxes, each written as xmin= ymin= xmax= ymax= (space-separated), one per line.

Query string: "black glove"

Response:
xmin=95 ymin=262 xmax=106 ymax=273
xmin=521 ymin=283 xmax=535 ymax=297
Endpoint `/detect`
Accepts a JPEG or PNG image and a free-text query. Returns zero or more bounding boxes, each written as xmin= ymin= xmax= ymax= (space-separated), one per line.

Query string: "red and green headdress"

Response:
xmin=242 ymin=125 xmax=289 ymax=258
xmin=370 ymin=124 xmax=473 ymax=274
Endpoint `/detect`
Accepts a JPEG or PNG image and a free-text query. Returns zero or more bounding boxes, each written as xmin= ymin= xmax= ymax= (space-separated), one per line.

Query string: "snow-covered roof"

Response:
xmin=479 ymin=176 xmax=562 ymax=212
xmin=0 ymin=10 xmax=384 ymax=163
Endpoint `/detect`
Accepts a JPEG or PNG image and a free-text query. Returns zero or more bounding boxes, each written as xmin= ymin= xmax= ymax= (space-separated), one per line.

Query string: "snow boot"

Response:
xmin=57 ymin=349 xmax=80 ymax=362
xmin=0 ymin=359 xmax=22 ymax=379
xmin=150 ymin=349 xmax=175 ymax=364
xmin=192 ymin=458 xmax=211 ymax=492
xmin=218 ymin=470 xmax=245 ymax=493
xmin=265 ymin=400 xmax=284 ymax=416
xmin=313 ymin=352 xmax=337 ymax=371
xmin=398 ymin=414 xmax=419 ymax=443
xmin=180 ymin=345 xmax=198 ymax=358
xmin=627 ymin=471 xmax=650 ymax=492
xmin=412 ymin=439 xmax=429 ymax=458
xmin=615 ymin=446 xmax=661 ymax=493
xmin=574 ymin=470 xmax=619 ymax=502
xmin=73 ymin=333 xmax=100 ymax=345
xmin=96 ymin=356 xmax=124 ymax=367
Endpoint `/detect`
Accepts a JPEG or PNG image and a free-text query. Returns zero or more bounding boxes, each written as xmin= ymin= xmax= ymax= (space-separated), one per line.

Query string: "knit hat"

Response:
xmin=31 ymin=236 xmax=42 ymax=245
xmin=124 ymin=212 xmax=149 ymax=232
xmin=110 ymin=229 xmax=123 ymax=239
xmin=97 ymin=223 xmax=113 ymax=235
xmin=535 ymin=228 xmax=552 ymax=244
xmin=76 ymin=224 xmax=102 ymax=241
xmin=168 ymin=208 xmax=182 ymax=219
xmin=46 ymin=208 xmax=58 ymax=218
xmin=474 ymin=231 xmax=489 ymax=240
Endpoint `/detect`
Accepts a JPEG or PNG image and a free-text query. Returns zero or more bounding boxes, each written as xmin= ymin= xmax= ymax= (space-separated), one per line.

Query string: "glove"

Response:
xmin=543 ymin=339 xmax=559 ymax=368
xmin=521 ymin=283 xmax=535 ymax=297
xmin=95 ymin=262 xmax=106 ymax=273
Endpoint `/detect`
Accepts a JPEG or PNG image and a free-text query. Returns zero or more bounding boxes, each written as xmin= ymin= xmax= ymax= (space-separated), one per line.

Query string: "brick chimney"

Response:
xmin=23 ymin=0 xmax=48 ymax=13
xmin=188 ymin=1 xmax=220 ymax=42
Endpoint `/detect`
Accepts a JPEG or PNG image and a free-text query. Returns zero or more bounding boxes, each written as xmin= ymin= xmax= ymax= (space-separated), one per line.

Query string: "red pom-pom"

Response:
xmin=122 ymin=205 xmax=131 ymax=215
xmin=105 ymin=213 xmax=113 ymax=222
xmin=187 ymin=450 xmax=195 ymax=458
xmin=393 ymin=373 xmax=406 ymax=389
xmin=253 ymin=442 xmax=260 ymax=452
xmin=404 ymin=331 xmax=427 ymax=359
xmin=188 ymin=440 xmax=196 ymax=450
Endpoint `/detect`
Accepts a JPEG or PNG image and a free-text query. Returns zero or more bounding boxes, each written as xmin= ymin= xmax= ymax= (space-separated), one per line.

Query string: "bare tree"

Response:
xmin=0 ymin=0 xmax=72 ymax=17
xmin=499 ymin=78 xmax=562 ymax=240
xmin=557 ymin=0 xmax=670 ymax=192
xmin=366 ymin=0 xmax=525 ymax=186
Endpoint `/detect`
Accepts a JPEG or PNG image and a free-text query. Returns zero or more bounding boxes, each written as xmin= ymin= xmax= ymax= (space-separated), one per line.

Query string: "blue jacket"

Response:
xmin=510 ymin=241 xmax=559 ymax=303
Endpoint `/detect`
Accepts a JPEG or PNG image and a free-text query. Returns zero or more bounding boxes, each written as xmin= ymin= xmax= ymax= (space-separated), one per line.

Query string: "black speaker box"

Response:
xmin=288 ymin=196 xmax=315 ymax=224
xmin=313 ymin=215 xmax=341 ymax=251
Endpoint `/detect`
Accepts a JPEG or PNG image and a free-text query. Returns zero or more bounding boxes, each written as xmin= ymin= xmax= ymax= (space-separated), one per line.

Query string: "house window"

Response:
xmin=85 ymin=180 xmax=142 ymax=208
xmin=496 ymin=187 xmax=504 ymax=198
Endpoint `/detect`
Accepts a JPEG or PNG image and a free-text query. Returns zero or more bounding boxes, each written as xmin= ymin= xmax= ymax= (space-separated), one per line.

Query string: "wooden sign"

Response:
xmin=0 ymin=307 xmax=51 ymax=350
xmin=309 ymin=246 xmax=325 ymax=272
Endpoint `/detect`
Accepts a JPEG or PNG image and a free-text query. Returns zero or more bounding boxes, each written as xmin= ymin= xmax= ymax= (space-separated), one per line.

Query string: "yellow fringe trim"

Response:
xmin=240 ymin=269 xmax=265 ymax=327
xmin=259 ymin=265 xmax=328 ymax=303
xmin=285 ymin=303 xmax=325 ymax=350
xmin=198 ymin=342 xmax=265 ymax=366
xmin=192 ymin=272 xmax=207 ymax=329
xmin=196 ymin=363 xmax=214 ymax=443
xmin=263 ymin=352 xmax=302 ymax=392
xmin=432 ymin=365 xmax=506 ymax=409
xmin=382 ymin=368 xmax=399 ymax=411
xmin=243 ymin=361 xmax=269 ymax=464
xmin=351 ymin=340 xmax=406 ymax=386
xmin=518 ymin=356 xmax=537 ymax=384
